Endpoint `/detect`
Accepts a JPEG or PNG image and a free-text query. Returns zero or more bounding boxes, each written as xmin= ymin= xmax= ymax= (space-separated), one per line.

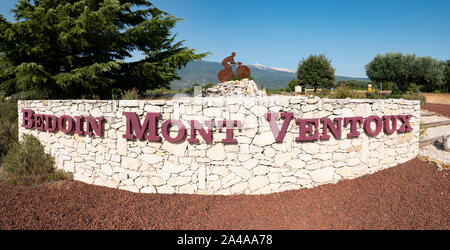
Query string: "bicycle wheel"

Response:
xmin=218 ymin=69 xmax=233 ymax=82
xmin=237 ymin=65 xmax=250 ymax=79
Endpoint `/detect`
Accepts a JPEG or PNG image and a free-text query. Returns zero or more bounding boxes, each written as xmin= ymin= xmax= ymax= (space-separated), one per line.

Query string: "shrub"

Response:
xmin=2 ymin=134 xmax=70 ymax=185
xmin=142 ymin=87 xmax=176 ymax=98
xmin=230 ymin=75 xmax=255 ymax=81
xmin=402 ymin=93 xmax=426 ymax=107
xmin=0 ymin=99 xmax=18 ymax=160
xmin=121 ymin=88 xmax=140 ymax=100
xmin=390 ymin=84 xmax=404 ymax=96
xmin=407 ymin=83 xmax=421 ymax=93
xmin=265 ymin=88 xmax=287 ymax=95
xmin=203 ymin=82 xmax=216 ymax=90
xmin=366 ymin=91 xmax=387 ymax=99
xmin=315 ymin=89 xmax=331 ymax=98
xmin=329 ymin=85 xmax=364 ymax=99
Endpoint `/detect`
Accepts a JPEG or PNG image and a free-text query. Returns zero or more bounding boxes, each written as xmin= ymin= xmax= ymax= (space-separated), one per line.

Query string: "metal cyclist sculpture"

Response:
xmin=218 ymin=52 xmax=251 ymax=82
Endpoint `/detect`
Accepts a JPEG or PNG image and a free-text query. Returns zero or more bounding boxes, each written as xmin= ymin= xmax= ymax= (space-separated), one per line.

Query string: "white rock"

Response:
xmin=248 ymin=176 xmax=270 ymax=191
xmin=243 ymin=158 xmax=259 ymax=169
xmin=161 ymin=161 xmax=188 ymax=174
xmin=228 ymin=166 xmax=252 ymax=180
xmin=157 ymin=185 xmax=175 ymax=194
xmin=310 ymin=167 xmax=334 ymax=183
xmin=263 ymin=147 xmax=276 ymax=157
xmin=443 ymin=135 xmax=450 ymax=152
xmin=140 ymin=186 xmax=156 ymax=193
xmin=252 ymin=166 xmax=270 ymax=175
xmin=135 ymin=177 xmax=148 ymax=188
xmin=122 ymin=157 xmax=141 ymax=171
xmin=148 ymin=176 xmax=166 ymax=186
xmin=179 ymin=184 xmax=196 ymax=194
xmin=167 ymin=176 xmax=191 ymax=187
xmin=140 ymin=153 xmax=163 ymax=164
xmin=302 ymin=143 xmax=319 ymax=154
xmin=206 ymin=143 xmax=226 ymax=161
xmin=230 ymin=183 xmax=248 ymax=194
xmin=250 ymin=105 xmax=268 ymax=118
xmin=336 ymin=167 xmax=353 ymax=178
xmin=285 ymin=159 xmax=305 ymax=169
xmin=161 ymin=140 xmax=188 ymax=157
xmin=252 ymin=131 xmax=276 ymax=147
xmin=101 ymin=164 xmax=113 ymax=176
xmin=274 ymin=152 xmax=292 ymax=167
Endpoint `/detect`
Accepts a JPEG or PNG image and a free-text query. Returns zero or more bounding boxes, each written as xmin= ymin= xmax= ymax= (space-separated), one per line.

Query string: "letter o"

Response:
xmin=161 ymin=119 xmax=186 ymax=143
xmin=58 ymin=115 xmax=74 ymax=134
xmin=363 ymin=115 xmax=382 ymax=136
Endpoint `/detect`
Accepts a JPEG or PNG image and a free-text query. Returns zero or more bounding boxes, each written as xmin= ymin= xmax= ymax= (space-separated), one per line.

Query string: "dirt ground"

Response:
xmin=422 ymin=103 xmax=450 ymax=118
xmin=422 ymin=93 xmax=450 ymax=104
xmin=0 ymin=158 xmax=448 ymax=230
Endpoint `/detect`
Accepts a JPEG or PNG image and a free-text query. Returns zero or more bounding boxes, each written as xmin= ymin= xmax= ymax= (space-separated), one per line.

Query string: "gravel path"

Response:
xmin=0 ymin=158 xmax=448 ymax=230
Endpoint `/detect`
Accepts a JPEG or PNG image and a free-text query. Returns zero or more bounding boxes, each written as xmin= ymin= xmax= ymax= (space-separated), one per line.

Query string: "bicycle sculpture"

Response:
xmin=218 ymin=52 xmax=251 ymax=82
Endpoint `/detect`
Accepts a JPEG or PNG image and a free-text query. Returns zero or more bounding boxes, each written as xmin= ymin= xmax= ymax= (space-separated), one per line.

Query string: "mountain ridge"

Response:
xmin=170 ymin=61 xmax=370 ymax=90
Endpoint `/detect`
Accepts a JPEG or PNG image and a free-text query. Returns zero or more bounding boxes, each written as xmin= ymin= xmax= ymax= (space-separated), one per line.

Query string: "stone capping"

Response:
xmin=18 ymin=96 xmax=420 ymax=195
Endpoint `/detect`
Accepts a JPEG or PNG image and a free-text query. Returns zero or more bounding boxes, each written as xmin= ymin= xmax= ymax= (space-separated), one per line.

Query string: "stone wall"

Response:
xmin=18 ymin=96 xmax=420 ymax=195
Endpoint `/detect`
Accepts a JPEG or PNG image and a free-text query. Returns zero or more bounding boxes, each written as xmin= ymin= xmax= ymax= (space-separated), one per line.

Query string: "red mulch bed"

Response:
xmin=423 ymin=103 xmax=450 ymax=118
xmin=0 ymin=158 xmax=448 ymax=230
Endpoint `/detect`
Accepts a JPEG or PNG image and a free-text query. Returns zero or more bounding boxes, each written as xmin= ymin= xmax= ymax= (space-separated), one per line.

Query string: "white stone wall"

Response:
xmin=18 ymin=96 xmax=420 ymax=195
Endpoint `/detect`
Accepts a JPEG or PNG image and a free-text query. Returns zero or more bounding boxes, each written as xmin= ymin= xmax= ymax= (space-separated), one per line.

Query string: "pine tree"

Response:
xmin=0 ymin=0 xmax=207 ymax=99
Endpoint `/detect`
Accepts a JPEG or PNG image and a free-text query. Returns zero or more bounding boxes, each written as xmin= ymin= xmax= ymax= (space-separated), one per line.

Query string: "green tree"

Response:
xmin=297 ymin=54 xmax=335 ymax=92
xmin=441 ymin=60 xmax=450 ymax=92
xmin=0 ymin=0 xmax=207 ymax=99
xmin=287 ymin=78 xmax=298 ymax=92
xmin=365 ymin=53 xmax=445 ymax=93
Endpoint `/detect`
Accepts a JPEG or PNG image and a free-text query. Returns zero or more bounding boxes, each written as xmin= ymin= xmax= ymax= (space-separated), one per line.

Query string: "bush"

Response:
xmin=390 ymin=84 xmax=404 ymax=96
xmin=329 ymin=85 xmax=365 ymax=99
xmin=230 ymin=75 xmax=255 ymax=81
xmin=407 ymin=83 xmax=421 ymax=93
xmin=143 ymin=87 xmax=175 ymax=98
xmin=0 ymin=99 xmax=18 ymax=160
xmin=366 ymin=91 xmax=388 ymax=99
xmin=402 ymin=93 xmax=426 ymax=107
xmin=121 ymin=88 xmax=140 ymax=100
xmin=2 ymin=134 xmax=70 ymax=185
xmin=315 ymin=89 xmax=331 ymax=98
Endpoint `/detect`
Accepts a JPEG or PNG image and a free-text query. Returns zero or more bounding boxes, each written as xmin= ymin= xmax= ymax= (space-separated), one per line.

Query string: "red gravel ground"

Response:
xmin=0 ymin=158 xmax=448 ymax=230
xmin=423 ymin=103 xmax=450 ymax=118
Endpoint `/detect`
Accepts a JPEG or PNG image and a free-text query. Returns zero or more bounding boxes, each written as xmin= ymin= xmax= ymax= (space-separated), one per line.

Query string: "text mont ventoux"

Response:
xmin=21 ymin=109 xmax=413 ymax=143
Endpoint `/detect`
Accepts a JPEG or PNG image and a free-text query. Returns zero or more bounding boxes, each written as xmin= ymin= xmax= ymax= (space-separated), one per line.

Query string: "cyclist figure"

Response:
xmin=221 ymin=52 xmax=240 ymax=77
xmin=218 ymin=52 xmax=250 ymax=82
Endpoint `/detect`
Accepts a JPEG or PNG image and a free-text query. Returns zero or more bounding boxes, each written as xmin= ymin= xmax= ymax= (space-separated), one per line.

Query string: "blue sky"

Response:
xmin=1 ymin=0 xmax=449 ymax=77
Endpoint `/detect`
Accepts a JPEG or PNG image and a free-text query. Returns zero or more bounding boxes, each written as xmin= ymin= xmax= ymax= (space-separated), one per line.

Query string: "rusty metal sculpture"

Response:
xmin=218 ymin=52 xmax=251 ymax=82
